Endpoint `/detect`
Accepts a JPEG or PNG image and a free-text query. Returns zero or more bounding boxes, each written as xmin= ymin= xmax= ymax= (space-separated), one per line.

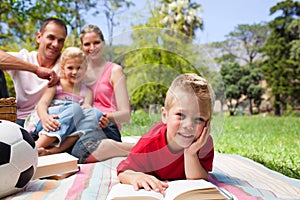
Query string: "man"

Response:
xmin=3 ymin=17 xmax=67 ymax=126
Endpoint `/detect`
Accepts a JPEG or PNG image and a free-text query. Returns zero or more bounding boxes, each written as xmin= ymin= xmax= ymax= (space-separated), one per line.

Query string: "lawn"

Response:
xmin=122 ymin=111 xmax=300 ymax=179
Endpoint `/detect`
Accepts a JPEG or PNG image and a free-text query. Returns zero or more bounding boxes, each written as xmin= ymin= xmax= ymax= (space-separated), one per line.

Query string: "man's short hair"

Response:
xmin=40 ymin=17 xmax=67 ymax=35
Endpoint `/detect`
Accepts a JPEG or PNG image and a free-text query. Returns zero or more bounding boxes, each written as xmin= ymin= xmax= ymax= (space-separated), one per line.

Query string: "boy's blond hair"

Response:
xmin=60 ymin=47 xmax=86 ymax=78
xmin=164 ymin=73 xmax=215 ymax=117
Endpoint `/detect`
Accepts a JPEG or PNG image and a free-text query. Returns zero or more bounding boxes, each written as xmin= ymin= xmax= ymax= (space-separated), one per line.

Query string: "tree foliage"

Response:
xmin=120 ymin=0 xmax=210 ymax=111
xmin=225 ymin=23 xmax=269 ymax=65
xmin=122 ymin=31 xmax=208 ymax=111
xmin=101 ymin=0 xmax=135 ymax=47
xmin=262 ymin=0 xmax=300 ymax=116
xmin=218 ymin=54 xmax=265 ymax=116
xmin=212 ymin=22 xmax=269 ymax=67
xmin=158 ymin=0 xmax=203 ymax=38
xmin=220 ymin=62 xmax=244 ymax=116
xmin=213 ymin=23 xmax=267 ymax=115
xmin=0 ymin=0 xmax=134 ymax=50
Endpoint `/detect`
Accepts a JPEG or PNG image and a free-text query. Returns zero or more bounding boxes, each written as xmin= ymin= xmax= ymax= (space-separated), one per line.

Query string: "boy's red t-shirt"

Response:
xmin=117 ymin=122 xmax=214 ymax=181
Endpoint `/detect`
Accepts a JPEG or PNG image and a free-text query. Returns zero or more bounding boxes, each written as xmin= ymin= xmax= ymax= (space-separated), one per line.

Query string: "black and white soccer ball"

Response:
xmin=0 ymin=120 xmax=38 ymax=198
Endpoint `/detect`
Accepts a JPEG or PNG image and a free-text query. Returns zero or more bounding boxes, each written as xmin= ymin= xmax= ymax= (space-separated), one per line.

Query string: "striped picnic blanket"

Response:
xmin=211 ymin=153 xmax=300 ymax=200
xmin=4 ymin=138 xmax=300 ymax=200
xmin=5 ymin=158 xmax=122 ymax=200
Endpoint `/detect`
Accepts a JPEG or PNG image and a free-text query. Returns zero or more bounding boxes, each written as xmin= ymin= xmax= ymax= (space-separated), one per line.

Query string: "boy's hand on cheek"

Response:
xmin=185 ymin=121 xmax=210 ymax=155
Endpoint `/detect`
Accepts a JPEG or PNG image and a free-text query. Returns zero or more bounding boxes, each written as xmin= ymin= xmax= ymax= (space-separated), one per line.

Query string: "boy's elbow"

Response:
xmin=120 ymin=110 xmax=131 ymax=123
xmin=124 ymin=111 xmax=131 ymax=123
xmin=186 ymin=170 xmax=209 ymax=181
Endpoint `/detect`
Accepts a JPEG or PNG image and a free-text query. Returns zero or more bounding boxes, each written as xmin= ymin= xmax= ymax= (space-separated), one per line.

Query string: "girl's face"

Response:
xmin=61 ymin=57 xmax=86 ymax=84
xmin=162 ymin=91 xmax=210 ymax=153
xmin=81 ymin=32 xmax=104 ymax=59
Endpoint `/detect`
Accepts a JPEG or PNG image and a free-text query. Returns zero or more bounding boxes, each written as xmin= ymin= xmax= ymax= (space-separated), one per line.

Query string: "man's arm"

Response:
xmin=0 ymin=50 xmax=58 ymax=86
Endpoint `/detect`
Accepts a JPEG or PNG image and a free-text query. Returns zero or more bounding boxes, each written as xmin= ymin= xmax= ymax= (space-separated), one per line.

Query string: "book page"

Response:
xmin=173 ymin=189 xmax=228 ymax=200
xmin=164 ymin=179 xmax=218 ymax=200
xmin=106 ymin=183 xmax=163 ymax=200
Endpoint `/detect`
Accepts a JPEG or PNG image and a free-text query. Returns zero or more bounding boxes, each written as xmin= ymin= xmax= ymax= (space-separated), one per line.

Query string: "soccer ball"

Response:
xmin=0 ymin=120 xmax=38 ymax=198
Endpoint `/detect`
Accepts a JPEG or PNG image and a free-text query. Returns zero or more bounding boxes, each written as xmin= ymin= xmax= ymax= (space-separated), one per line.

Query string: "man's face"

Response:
xmin=36 ymin=22 xmax=67 ymax=62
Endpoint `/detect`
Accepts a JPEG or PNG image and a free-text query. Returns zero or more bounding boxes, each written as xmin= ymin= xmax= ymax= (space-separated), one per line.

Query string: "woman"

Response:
xmin=71 ymin=25 xmax=133 ymax=163
xmin=81 ymin=25 xmax=130 ymax=131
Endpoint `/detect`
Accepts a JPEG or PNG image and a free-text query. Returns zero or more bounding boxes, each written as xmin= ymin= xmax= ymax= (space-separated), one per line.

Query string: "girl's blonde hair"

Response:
xmin=164 ymin=73 xmax=215 ymax=117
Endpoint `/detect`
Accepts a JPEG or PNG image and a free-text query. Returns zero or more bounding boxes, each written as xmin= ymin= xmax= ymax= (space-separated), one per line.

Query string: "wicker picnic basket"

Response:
xmin=0 ymin=97 xmax=17 ymax=122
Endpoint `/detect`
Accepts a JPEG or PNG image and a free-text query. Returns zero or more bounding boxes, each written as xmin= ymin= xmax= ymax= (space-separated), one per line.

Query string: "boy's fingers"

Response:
xmin=141 ymin=181 xmax=151 ymax=191
xmin=133 ymin=183 xmax=140 ymax=191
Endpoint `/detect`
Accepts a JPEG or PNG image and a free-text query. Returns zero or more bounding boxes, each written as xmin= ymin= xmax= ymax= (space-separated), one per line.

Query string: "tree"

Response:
xmin=238 ymin=64 xmax=265 ymax=115
xmin=158 ymin=0 xmax=203 ymax=38
xmin=121 ymin=0 xmax=208 ymax=111
xmin=100 ymin=0 xmax=135 ymax=47
xmin=288 ymin=18 xmax=300 ymax=60
xmin=220 ymin=62 xmax=244 ymax=116
xmin=224 ymin=23 xmax=269 ymax=65
xmin=262 ymin=0 xmax=300 ymax=116
xmin=215 ymin=47 xmax=265 ymax=115
xmin=0 ymin=0 xmax=98 ymax=49
xmin=122 ymin=32 xmax=206 ymax=110
xmin=211 ymin=22 xmax=269 ymax=68
xmin=212 ymin=23 xmax=269 ymax=115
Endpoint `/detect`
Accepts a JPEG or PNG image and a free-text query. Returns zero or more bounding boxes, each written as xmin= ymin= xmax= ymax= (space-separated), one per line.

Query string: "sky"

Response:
xmin=198 ymin=0 xmax=282 ymax=44
xmin=88 ymin=0 xmax=283 ymax=45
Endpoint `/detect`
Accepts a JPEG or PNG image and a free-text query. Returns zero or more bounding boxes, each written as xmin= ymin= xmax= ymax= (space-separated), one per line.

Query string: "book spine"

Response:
xmin=217 ymin=188 xmax=233 ymax=200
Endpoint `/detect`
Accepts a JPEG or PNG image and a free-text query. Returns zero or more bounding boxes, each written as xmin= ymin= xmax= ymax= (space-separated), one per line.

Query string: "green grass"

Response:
xmin=122 ymin=111 xmax=300 ymax=179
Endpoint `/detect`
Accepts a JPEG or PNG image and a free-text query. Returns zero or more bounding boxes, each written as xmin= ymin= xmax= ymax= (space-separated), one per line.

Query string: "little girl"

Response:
xmin=25 ymin=47 xmax=101 ymax=155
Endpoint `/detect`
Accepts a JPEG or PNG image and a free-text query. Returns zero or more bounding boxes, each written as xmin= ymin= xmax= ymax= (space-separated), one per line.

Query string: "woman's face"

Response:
xmin=81 ymin=32 xmax=104 ymax=59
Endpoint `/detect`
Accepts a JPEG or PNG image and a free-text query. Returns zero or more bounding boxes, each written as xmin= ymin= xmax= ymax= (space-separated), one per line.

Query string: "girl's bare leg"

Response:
xmin=36 ymin=134 xmax=57 ymax=148
xmin=38 ymin=135 xmax=79 ymax=156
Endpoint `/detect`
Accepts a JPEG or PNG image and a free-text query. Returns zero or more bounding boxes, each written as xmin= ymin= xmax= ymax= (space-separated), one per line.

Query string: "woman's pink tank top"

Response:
xmin=89 ymin=62 xmax=117 ymax=113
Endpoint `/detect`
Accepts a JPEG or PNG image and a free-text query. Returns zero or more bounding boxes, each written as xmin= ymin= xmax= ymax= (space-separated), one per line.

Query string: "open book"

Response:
xmin=106 ymin=179 xmax=233 ymax=200
xmin=33 ymin=153 xmax=79 ymax=180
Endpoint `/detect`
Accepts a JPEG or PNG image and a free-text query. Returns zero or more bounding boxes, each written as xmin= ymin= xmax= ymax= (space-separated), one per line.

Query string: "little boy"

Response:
xmin=117 ymin=73 xmax=215 ymax=194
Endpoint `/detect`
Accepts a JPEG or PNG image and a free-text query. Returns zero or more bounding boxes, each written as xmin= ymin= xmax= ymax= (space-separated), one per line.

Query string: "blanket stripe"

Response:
xmin=81 ymin=160 xmax=110 ymax=199
xmin=213 ymin=153 xmax=300 ymax=200
xmin=65 ymin=163 xmax=95 ymax=199
xmin=209 ymin=174 xmax=258 ymax=200
xmin=3 ymin=153 xmax=299 ymax=200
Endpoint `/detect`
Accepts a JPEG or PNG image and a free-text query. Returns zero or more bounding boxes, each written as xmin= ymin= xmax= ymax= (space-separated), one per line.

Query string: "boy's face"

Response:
xmin=162 ymin=91 xmax=210 ymax=152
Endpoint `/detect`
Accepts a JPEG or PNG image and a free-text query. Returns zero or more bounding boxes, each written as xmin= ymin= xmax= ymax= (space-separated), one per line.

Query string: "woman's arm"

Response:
xmin=108 ymin=64 xmax=131 ymax=124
